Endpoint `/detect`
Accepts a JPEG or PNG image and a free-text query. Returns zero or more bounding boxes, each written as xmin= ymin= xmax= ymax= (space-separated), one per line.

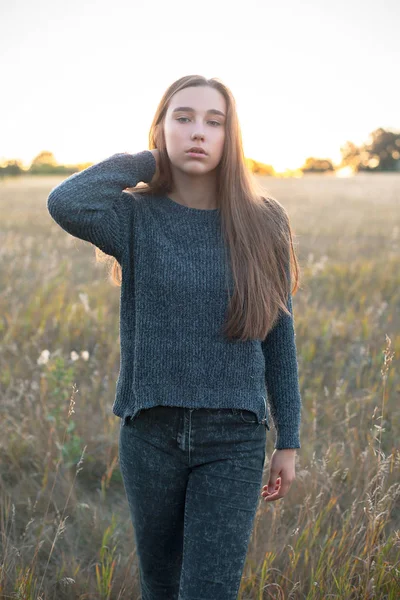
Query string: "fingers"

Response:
xmin=261 ymin=476 xmax=293 ymax=501
xmin=263 ymin=476 xmax=281 ymax=494
xmin=261 ymin=477 xmax=280 ymax=501
xmin=262 ymin=490 xmax=282 ymax=501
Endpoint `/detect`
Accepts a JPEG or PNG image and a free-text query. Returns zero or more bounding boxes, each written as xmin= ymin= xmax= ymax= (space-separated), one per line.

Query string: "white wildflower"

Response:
xmin=60 ymin=577 xmax=75 ymax=586
xmin=37 ymin=349 xmax=50 ymax=365
xmin=311 ymin=254 xmax=329 ymax=276
xmin=70 ymin=351 xmax=80 ymax=362
xmin=80 ymin=350 xmax=90 ymax=361
xmin=79 ymin=292 xmax=90 ymax=313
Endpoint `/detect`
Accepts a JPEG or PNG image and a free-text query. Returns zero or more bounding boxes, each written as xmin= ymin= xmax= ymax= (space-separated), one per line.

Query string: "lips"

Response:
xmin=186 ymin=147 xmax=207 ymax=154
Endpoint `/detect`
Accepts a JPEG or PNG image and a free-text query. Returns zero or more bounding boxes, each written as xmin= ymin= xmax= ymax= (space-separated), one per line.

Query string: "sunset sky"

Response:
xmin=1 ymin=0 xmax=399 ymax=172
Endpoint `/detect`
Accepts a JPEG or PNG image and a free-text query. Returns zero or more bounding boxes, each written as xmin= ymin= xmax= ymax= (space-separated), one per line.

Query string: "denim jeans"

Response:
xmin=119 ymin=405 xmax=267 ymax=600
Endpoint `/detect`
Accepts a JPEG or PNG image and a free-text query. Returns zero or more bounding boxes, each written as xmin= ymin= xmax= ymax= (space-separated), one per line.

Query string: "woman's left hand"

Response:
xmin=261 ymin=449 xmax=297 ymax=502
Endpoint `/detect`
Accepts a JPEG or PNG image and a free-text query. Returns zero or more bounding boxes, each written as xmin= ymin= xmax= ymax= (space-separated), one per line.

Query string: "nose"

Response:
xmin=191 ymin=131 xmax=205 ymax=141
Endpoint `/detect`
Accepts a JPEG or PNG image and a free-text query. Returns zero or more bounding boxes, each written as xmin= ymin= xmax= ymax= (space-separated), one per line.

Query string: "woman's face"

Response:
xmin=163 ymin=86 xmax=226 ymax=175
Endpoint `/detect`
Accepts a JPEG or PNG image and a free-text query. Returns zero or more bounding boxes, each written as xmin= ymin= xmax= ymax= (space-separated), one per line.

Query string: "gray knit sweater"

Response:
xmin=47 ymin=150 xmax=302 ymax=449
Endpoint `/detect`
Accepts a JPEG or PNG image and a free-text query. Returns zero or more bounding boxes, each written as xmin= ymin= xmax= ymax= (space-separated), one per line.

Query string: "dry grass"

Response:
xmin=0 ymin=173 xmax=399 ymax=599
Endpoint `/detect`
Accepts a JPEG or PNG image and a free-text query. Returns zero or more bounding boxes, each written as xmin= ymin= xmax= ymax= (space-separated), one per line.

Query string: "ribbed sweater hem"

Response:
xmin=112 ymin=382 xmax=271 ymax=431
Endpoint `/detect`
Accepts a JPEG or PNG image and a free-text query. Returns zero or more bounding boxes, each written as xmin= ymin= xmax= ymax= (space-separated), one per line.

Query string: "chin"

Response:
xmin=184 ymin=165 xmax=211 ymax=175
xmin=181 ymin=160 xmax=208 ymax=169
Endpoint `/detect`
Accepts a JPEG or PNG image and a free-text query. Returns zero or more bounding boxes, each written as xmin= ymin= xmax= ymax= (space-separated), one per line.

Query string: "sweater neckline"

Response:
xmin=161 ymin=194 xmax=219 ymax=215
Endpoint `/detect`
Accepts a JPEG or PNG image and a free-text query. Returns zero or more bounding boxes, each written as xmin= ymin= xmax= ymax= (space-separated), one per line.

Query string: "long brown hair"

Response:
xmin=96 ymin=74 xmax=301 ymax=341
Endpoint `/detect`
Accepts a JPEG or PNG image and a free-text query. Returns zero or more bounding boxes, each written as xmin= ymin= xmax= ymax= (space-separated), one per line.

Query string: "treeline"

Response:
xmin=246 ymin=127 xmax=400 ymax=175
xmin=1 ymin=127 xmax=399 ymax=178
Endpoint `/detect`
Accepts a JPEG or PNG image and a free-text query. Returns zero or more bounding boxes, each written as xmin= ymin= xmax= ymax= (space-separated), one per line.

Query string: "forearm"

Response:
xmin=261 ymin=290 xmax=302 ymax=450
xmin=46 ymin=150 xmax=156 ymax=261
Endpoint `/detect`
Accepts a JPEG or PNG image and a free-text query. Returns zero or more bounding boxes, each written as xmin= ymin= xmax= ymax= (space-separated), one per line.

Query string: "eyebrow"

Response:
xmin=171 ymin=106 xmax=226 ymax=117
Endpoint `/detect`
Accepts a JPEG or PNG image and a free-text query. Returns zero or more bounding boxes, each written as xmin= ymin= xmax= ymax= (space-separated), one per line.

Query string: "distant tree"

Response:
xmin=0 ymin=159 xmax=24 ymax=177
xmin=363 ymin=128 xmax=400 ymax=171
xmin=301 ymin=157 xmax=334 ymax=174
xmin=340 ymin=128 xmax=400 ymax=172
xmin=31 ymin=150 xmax=58 ymax=167
xmin=27 ymin=151 xmax=79 ymax=175
xmin=339 ymin=141 xmax=362 ymax=171
xmin=29 ymin=151 xmax=58 ymax=174
xmin=245 ymin=157 xmax=276 ymax=176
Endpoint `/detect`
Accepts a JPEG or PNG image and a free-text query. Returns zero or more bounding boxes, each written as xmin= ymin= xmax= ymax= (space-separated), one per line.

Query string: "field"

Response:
xmin=0 ymin=173 xmax=399 ymax=599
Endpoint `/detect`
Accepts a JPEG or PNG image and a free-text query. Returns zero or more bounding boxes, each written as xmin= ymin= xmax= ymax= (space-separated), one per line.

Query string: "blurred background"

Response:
xmin=1 ymin=1 xmax=399 ymax=599
xmin=1 ymin=0 xmax=399 ymax=177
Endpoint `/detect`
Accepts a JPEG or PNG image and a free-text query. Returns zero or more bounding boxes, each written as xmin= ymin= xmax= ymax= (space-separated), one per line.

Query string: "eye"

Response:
xmin=176 ymin=117 xmax=222 ymax=126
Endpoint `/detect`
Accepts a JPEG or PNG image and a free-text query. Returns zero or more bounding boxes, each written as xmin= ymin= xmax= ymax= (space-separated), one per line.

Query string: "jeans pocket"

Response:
xmin=239 ymin=409 xmax=259 ymax=424
xmin=230 ymin=408 xmax=259 ymax=424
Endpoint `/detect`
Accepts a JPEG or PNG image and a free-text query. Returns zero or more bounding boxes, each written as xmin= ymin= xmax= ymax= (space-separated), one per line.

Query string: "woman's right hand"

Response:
xmin=150 ymin=148 xmax=160 ymax=183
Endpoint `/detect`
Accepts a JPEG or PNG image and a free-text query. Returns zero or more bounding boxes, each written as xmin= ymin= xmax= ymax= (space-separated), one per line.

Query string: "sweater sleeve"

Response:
xmin=46 ymin=150 xmax=156 ymax=263
xmin=261 ymin=268 xmax=302 ymax=450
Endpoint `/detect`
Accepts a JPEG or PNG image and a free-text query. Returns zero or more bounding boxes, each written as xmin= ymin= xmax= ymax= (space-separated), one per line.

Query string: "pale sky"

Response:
xmin=1 ymin=0 xmax=398 ymax=172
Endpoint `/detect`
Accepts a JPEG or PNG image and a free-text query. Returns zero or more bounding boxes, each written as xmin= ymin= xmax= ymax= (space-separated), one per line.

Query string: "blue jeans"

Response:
xmin=119 ymin=406 xmax=267 ymax=600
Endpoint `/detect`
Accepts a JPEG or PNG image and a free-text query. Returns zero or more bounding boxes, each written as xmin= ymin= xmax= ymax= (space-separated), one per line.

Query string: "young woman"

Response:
xmin=47 ymin=74 xmax=302 ymax=600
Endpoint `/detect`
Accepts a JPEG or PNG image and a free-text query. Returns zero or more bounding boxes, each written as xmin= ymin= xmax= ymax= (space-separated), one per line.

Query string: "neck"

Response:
xmin=168 ymin=165 xmax=219 ymax=210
